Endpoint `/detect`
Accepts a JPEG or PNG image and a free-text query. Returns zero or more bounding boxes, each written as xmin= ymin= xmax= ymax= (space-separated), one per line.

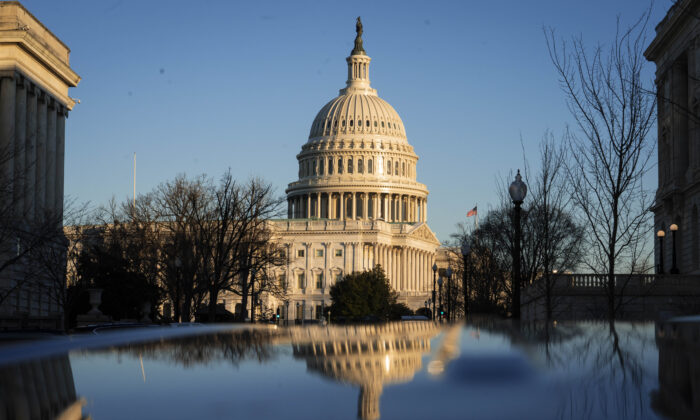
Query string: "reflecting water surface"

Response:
xmin=1 ymin=319 xmax=698 ymax=419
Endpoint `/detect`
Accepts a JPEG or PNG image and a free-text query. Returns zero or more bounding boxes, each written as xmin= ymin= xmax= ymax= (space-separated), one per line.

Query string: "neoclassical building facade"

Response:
xmin=0 ymin=2 xmax=80 ymax=328
xmin=259 ymin=20 xmax=440 ymax=320
xmin=645 ymin=0 xmax=700 ymax=275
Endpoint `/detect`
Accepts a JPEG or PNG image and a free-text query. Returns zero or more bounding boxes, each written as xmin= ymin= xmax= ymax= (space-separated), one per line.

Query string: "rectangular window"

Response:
xmin=316 ymin=305 xmax=323 ymax=320
xmin=297 ymin=249 xmax=305 ymax=258
xmin=297 ymin=273 xmax=305 ymax=289
xmin=278 ymin=274 xmax=286 ymax=289
xmin=315 ymin=273 xmax=323 ymax=289
xmin=315 ymin=249 xmax=324 ymax=257
xmin=334 ymin=249 xmax=343 ymax=257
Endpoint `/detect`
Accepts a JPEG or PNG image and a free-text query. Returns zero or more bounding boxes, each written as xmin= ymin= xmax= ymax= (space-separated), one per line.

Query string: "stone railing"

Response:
xmin=524 ymin=273 xmax=700 ymax=293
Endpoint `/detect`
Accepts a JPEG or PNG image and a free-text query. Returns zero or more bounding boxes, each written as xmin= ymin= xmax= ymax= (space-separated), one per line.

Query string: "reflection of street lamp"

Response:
xmin=670 ymin=224 xmax=679 ymax=274
xmin=250 ymin=268 xmax=257 ymax=323
xmin=509 ymin=169 xmax=527 ymax=319
xmin=461 ymin=242 xmax=471 ymax=321
xmin=446 ymin=267 xmax=453 ymax=322
xmin=432 ymin=263 xmax=438 ymax=321
xmin=657 ymin=230 xmax=665 ymax=274
xmin=437 ymin=276 xmax=443 ymax=323
xmin=285 ymin=300 xmax=290 ymax=326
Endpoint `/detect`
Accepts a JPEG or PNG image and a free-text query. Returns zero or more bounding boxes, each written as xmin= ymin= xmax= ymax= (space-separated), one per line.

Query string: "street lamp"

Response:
xmin=437 ymin=276 xmax=444 ymax=323
xmin=670 ymin=224 xmax=679 ymax=274
xmin=432 ymin=263 xmax=438 ymax=321
xmin=657 ymin=229 xmax=665 ymax=274
xmin=461 ymin=242 xmax=471 ymax=321
xmin=509 ymin=169 xmax=527 ymax=319
xmin=446 ymin=267 xmax=453 ymax=322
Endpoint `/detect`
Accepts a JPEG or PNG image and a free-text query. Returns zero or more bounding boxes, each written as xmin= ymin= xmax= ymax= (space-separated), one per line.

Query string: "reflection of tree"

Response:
xmin=524 ymin=321 xmax=654 ymax=419
xmin=98 ymin=329 xmax=278 ymax=368
xmin=289 ymin=322 xmax=440 ymax=420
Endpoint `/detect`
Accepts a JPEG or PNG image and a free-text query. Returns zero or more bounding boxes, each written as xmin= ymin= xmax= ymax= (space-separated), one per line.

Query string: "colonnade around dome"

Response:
xmin=287 ymin=191 xmax=427 ymax=223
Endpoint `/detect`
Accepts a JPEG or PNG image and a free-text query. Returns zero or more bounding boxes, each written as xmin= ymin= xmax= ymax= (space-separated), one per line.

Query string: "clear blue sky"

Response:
xmin=21 ymin=0 xmax=667 ymax=242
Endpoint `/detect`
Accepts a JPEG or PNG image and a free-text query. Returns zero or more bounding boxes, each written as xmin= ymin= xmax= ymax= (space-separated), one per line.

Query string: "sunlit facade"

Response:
xmin=251 ymin=21 xmax=440 ymax=320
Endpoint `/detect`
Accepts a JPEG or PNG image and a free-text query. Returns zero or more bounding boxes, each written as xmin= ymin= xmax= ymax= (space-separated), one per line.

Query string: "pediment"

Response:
xmin=407 ymin=223 xmax=440 ymax=245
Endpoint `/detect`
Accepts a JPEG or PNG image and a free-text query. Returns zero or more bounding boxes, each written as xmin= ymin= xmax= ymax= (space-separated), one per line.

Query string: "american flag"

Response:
xmin=466 ymin=206 xmax=477 ymax=217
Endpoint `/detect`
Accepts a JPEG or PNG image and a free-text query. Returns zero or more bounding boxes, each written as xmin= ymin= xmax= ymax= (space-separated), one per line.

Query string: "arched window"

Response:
xmin=342 ymin=120 xmax=346 ymax=127
xmin=381 ymin=121 xmax=385 ymax=128
xmin=395 ymin=161 xmax=399 ymax=175
xmin=358 ymin=158 xmax=364 ymax=173
xmin=328 ymin=158 xmax=334 ymax=175
xmin=312 ymin=160 xmax=317 ymax=176
xmin=402 ymin=162 xmax=406 ymax=176
xmin=350 ymin=120 xmax=354 ymax=127
xmin=387 ymin=160 xmax=392 ymax=175
xmin=374 ymin=121 xmax=377 ymax=127
xmin=348 ymin=158 xmax=353 ymax=173
xmin=366 ymin=120 xmax=370 ymax=127
xmin=338 ymin=158 xmax=343 ymax=174
xmin=319 ymin=159 xmax=324 ymax=175
xmin=368 ymin=159 xmax=373 ymax=173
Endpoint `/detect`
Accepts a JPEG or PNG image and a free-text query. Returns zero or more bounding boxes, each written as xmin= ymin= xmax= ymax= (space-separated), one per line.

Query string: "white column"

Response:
xmin=24 ymin=85 xmax=36 ymax=220
xmin=13 ymin=77 xmax=26 ymax=219
xmin=306 ymin=194 xmax=311 ymax=218
xmin=45 ymin=99 xmax=56 ymax=216
xmin=362 ymin=193 xmax=368 ymax=220
xmin=35 ymin=92 xmax=47 ymax=216
xmin=326 ymin=193 xmax=331 ymax=219
xmin=352 ymin=192 xmax=357 ymax=219
xmin=0 ymin=76 xmax=16 ymax=214
xmin=341 ymin=193 xmax=346 ymax=220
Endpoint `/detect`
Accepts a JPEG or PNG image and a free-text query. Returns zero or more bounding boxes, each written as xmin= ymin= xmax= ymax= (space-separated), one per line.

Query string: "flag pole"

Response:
xmin=133 ymin=152 xmax=136 ymax=209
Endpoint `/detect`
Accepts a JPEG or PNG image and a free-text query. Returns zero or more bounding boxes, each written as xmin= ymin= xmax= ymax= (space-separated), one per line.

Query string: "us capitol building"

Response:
xmin=251 ymin=19 xmax=440 ymax=320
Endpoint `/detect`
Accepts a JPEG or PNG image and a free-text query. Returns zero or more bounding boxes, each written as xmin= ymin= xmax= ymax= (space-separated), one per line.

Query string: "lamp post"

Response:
xmin=432 ymin=263 xmax=438 ymax=321
xmin=285 ymin=300 xmax=290 ymax=326
xmin=657 ymin=229 xmax=665 ymax=274
xmin=296 ymin=302 xmax=300 ymax=325
xmin=509 ymin=169 xmax=527 ymax=319
xmin=446 ymin=267 xmax=453 ymax=322
xmin=424 ymin=300 xmax=428 ymax=318
xmin=437 ymin=276 xmax=443 ymax=323
xmin=670 ymin=224 xmax=679 ymax=274
xmin=250 ymin=268 xmax=256 ymax=323
xmin=461 ymin=242 xmax=471 ymax=321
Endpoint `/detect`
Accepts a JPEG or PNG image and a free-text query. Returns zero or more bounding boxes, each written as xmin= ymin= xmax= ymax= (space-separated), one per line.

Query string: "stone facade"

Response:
xmin=223 ymin=22 xmax=440 ymax=319
xmin=0 ymin=2 xmax=80 ymax=327
xmin=645 ymin=0 xmax=700 ymax=275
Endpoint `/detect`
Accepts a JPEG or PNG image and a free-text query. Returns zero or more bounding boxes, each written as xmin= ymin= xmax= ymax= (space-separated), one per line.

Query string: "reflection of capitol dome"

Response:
xmin=291 ymin=322 xmax=439 ymax=420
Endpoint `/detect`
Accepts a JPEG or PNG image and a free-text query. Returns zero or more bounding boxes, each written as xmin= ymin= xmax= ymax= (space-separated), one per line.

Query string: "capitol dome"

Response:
xmin=286 ymin=18 xmax=429 ymax=224
xmin=309 ymin=93 xmax=407 ymax=140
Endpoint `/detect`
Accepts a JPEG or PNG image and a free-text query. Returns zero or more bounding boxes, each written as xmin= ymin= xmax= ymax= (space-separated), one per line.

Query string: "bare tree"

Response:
xmin=523 ymin=133 xmax=585 ymax=319
xmin=545 ymin=11 xmax=656 ymax=319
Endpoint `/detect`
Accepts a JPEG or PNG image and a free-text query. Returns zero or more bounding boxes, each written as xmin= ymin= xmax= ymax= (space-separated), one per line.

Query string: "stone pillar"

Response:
xmin=25 ymin=85 xmax=36 ymax=221
xmin=316 ymin=192 xmax=321 ymax=218
xmin=399 ymin=247 xmax=405 ymax=290
xmin=341 ymin=193 xmax=346 ymax=220
xmin=352 ymin=192 xmax=357 ymax=220
xmin=13 ymin=77 xmax=26 ymax=219
xmin=363 ymin=193 xmax=368 ymax=220
xmin=36 ymin=92 xmax=47 ymax=216
xmin=46 ymin=99 xmax=57 ymax=216
xmin=306 ymin=194 xmax=311 ymax=218
xmin=0 ymin=76 xmax=16 ymax=214
xmin=326 ymin=192 xmax=331 ymax=219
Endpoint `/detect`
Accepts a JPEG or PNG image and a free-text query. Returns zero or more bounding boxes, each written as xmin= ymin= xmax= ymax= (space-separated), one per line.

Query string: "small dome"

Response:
xmin=309 ymin=93 xmax=406 ymax=140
